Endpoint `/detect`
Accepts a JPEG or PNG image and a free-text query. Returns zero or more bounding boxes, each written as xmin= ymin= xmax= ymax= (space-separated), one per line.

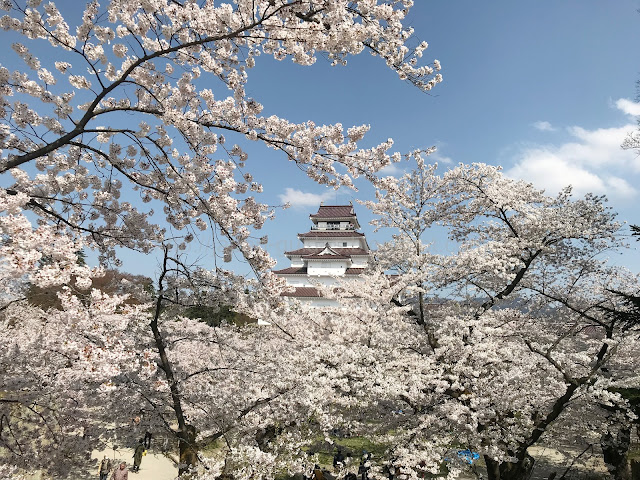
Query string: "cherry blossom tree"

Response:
xmin=0 ymin=210 xmax=332 ymax=478
xmin=0 ymin=0 xmax=444 ymax=477
xmin=0 ymin=0 xmax=441 ymax=272
xmin=341 ymin=158 xmax=640 ymax=480
xmin=5 ymin=2 xmax=635 ymax=480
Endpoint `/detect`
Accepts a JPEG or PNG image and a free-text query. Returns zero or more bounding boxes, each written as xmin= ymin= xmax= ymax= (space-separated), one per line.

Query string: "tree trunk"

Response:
xmin=178 ymin=424 xmax=199 ymax=476
xmin=484 ymin=453 xmax=534 ymax=480
xmin=631 ymin=458 xmax=640 ymax=480
xmin=601 ymin=426 xmax=632 ymax=480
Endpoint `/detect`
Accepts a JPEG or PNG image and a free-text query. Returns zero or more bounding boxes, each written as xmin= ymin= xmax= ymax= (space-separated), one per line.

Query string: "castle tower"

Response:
xmin=273 ymin=203 xmax=372 ymax=307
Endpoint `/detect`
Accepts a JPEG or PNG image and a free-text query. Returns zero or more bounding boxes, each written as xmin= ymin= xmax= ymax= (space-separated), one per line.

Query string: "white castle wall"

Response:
xmin=308 ymin=261 xmax=348 ymax=276
xmin=301 ymin=239 xmax=362 ymax=248
xmin=275 ymin=205 xmax=372 ymax=307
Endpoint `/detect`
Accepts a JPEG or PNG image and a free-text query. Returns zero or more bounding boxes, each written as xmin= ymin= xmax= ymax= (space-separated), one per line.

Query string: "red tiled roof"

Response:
xmin=281 ymin=287 xmax=322 ymax=297
xmin=345 ymin=268 xmax=366 ymax=274
xmin=273 ymin=267 xmax=308 ymax=275
xmin=285 ymin=248 xmax=322 ymax=256
xmin=310 ymin=205 xmax=355 ymax=218
xmin=285 ymin=247 xmax=370 ymax=256
xmin=298 ymin=231 xmax=364 ymax=238
xmin=274 ymin=267 xmax=366 ymax=275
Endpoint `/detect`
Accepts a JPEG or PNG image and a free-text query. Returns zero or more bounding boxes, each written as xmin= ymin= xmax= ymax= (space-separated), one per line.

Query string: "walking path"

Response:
xmin=23 ymin=442 xmax=613 ymax=480
xmin=91 ymin=447 xmax=178 ymax=480
xmin=89 ymin=445 xmax=606 ymax=480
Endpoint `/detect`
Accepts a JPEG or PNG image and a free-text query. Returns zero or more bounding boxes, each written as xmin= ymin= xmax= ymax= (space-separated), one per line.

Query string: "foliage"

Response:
xmin=0 ymin=0 xmax=442 ymax=477
xmin=1 ymin=2 xmax=638 ymax=480
xmin=315 ymin=157 xmax=640 ymax=480
xmin=183 ymin=303 xmax=236 ymax=327
xmin=0 ymin=0 xmax=441 ymax=273
xmin=24 ymin=267 xmax=153 ymax=310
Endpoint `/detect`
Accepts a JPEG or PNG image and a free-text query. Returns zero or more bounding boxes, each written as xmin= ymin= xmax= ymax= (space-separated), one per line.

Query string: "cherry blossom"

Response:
xmin=0 ymin=0 xmax=442 ymax=273
xmin=0 ymin=0 xmax=443 ymax=476
xmin=350 ymin=158 xmax=640 ymax=480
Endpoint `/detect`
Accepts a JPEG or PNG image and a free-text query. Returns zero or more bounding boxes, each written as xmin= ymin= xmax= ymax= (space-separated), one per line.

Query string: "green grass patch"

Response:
xmin=302 ymin=434 xmax=390 ymax=468
xmin=628 ymin=445 xmax=640 ymax=461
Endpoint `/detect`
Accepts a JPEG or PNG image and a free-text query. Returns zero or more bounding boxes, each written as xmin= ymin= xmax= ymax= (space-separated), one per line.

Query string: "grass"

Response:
xmin=305 ymin=435 xmax=390 ymax=467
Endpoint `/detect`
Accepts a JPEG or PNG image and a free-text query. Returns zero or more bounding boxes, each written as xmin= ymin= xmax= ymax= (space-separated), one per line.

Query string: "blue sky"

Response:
xmin=2 ymin=1 xmax=640 ymax=278
xmin=250 ymin=0 xmax=640 ymax=274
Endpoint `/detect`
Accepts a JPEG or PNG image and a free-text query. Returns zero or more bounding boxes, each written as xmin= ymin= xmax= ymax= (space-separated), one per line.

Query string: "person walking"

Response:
xmin=99 ymin=455 xmax=112 ymax=480
xmin=111 ymin=462 xmax=128 ymax=480
xmin=132 ymin=439 xmax=146 ymax=473
xmin=333 ymin=446 xmax=346 ymax=470
xmin=358 ymin=451 xmax=371 ymax=480
xmin=143 ymin=430 xmax=152 ymax=449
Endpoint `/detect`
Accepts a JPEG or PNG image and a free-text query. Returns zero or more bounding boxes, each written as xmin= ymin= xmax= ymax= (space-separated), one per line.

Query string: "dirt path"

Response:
xmin=91 ymin=447 xmax=178 ymax=480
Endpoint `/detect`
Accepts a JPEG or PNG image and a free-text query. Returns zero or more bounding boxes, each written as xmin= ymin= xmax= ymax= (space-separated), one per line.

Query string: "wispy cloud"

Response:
xmin=378 ymin=163 xmax=403 ymax=176
xmin=278 ymin=188 xmax=335 ymax=208
xmin=532 ymin=121 xmax=556 ymax=132
xmin=506 ymin=100 xmax=639 ymax=199
xmin=615 ymin=98 xmax=640 ymax=116
xmin=431 ymin=152 xmax=454 ymax=165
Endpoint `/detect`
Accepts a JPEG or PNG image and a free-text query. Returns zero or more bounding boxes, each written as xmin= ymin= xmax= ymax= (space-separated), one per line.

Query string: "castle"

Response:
xmin=273 ymin=204 xmax=373 ymax=307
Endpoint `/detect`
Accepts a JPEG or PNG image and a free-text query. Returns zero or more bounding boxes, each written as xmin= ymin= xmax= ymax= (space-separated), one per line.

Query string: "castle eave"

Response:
xmin=286 ymin=247 xmax=370 ymax=256
xmin=303 ymin=254 xmax=350 ymax=260
xmin=345 ymin=268 xmax=366 ymax=274
xmin=298 ymin=231 xmax=364 ymax=238
xmin=309 ymin=205 xmax=356 ymax=218
xmin=281 ymin=287 xmax=322 ymax=298
xmin=273 ymin=267 xmax=308 ymax=275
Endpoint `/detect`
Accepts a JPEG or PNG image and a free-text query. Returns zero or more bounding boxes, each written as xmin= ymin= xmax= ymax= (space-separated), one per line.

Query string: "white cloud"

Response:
xmin=279 ymin=188 xmax=334 ymax=208
xmin=378 ymin=163 xmax=403 ymax=175
xmin=615 ymin=98 xmax=640 ymax=116
xmin=506 ymin=152 xmax=631 ymax=197
xmin=607 ymin=176 xmax=637 ymax=198
xmin=532 ymin=121 xmax=556 ymax=132
xmin=431 ymin=152 xmax=454 ymax=165
xmin=505 ymin=121 xmax=639 ymax=199
xmin=559 ymin=125 xmax=636 ymax=169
